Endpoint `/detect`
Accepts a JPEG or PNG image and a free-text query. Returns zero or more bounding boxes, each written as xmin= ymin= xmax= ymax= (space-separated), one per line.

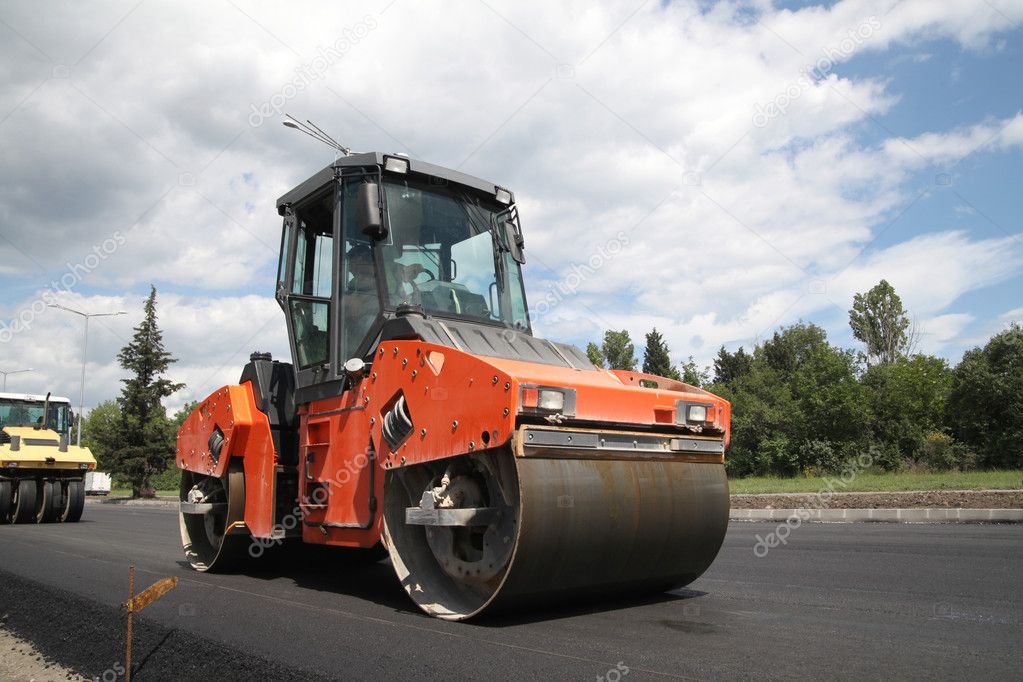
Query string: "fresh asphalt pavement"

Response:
xmin=1 ymin=504 xmax=1020 ymax=680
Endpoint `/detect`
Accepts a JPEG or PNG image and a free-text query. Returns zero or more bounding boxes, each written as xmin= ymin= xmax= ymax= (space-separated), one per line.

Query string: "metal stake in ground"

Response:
xmin=126 ymin=565 xmax=134 ymax=682
xmin=122 ymin=568 xmax=178 ymax=682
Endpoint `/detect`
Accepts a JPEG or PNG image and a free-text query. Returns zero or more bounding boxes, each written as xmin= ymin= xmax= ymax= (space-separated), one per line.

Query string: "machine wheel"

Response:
xmin=0 ymin=480 xmax=11 ymax=523
xmin=383 ymin=451 xmax=521 ymax=620
xmin=62 ymin=480 xmax=86 ymax=523
xmin=384 ymin=448 xmax=729 ymax=620
xmin=36 ymin=481 xmax=62 ymax=523
xmin=10 ymin=479 xmax=38 ymax=524
xmin=179 ymin=463 xmax=248 ymax=572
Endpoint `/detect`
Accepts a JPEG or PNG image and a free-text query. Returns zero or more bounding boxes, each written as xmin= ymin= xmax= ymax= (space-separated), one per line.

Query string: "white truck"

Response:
xmin=84 ymin=471 xmax=112 ymax=496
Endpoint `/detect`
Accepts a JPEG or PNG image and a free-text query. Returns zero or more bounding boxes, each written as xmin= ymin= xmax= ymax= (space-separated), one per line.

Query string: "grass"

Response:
xmin=108 ymin=488 xmax=177 ymax=498
xmin=728 ymin=470 xmax=1023 ymax=495
xmin=104 ymin=471 xmax=1023 ymax=497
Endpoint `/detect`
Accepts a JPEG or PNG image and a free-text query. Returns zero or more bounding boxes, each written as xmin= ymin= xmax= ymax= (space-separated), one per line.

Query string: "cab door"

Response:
xmin=278 ymin=186 xmax=338 ymax=392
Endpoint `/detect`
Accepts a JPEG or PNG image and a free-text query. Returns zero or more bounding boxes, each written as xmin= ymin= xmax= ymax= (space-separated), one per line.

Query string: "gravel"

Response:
xmin=730 ymin=489 xmax=1023 ymax=509
xmin=0 ymin=627 xmax=86 ymax=681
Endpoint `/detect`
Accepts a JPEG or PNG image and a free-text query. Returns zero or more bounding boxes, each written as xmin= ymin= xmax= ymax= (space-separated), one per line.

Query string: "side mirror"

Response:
xmin=503 ymin=220 xmax=525 ymax=264
xmin=357 ymin=182 xmax=387 ymax=241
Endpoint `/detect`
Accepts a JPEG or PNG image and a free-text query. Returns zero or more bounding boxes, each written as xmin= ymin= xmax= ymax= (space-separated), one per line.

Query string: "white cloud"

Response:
xmin=0 ymin=291 xmax=287 ymax=414
xmin=1 ymin=0 xmax=1021 ymax=403
xmin=915 ymin=313 xmax=975 ymax=355
xmin=1000 ymin=306 xmax=1023 ymax=325
xmin=883 ymin=113 xmax=1023 ymax=166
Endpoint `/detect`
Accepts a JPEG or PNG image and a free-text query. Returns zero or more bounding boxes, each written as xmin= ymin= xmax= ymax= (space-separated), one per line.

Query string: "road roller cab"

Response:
xmin=176 ymin=151 xmax=731 ymax=620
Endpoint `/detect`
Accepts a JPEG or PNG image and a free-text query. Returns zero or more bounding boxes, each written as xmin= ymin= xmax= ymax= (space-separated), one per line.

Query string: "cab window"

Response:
xmin=289 ymin=191 xmax=333 ymax=368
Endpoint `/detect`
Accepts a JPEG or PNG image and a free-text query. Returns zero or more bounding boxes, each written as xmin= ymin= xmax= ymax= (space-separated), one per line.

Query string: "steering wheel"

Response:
xmin=406 ymin=266 xmax=435 ymax=297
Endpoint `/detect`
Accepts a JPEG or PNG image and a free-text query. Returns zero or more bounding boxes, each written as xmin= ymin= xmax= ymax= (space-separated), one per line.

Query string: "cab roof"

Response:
xmin=0 ymin=392 xmax=72 ymax=404
xmin=276 ymin=152 xmax=512 ymax=215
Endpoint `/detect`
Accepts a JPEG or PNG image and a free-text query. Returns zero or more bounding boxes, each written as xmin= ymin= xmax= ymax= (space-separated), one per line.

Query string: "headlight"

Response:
xmin=79 ymin=463 xmax=90 ymax=470
xmin=384 ymin=155 xmax=410 ymax=174
xmin=520 ymin=385 xmax=575 ymax=415
xmin=3 ymin=461 xmax=17 ymax=468
xmin=676 ymin=401 xmax=715 ymax=426
xmin=495 ymin=187 xmax=512 ymax=205
xmin=537 ymin=389 xmax=565 ymax=411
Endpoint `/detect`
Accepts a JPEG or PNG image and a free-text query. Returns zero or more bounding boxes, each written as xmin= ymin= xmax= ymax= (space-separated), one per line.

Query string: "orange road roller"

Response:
xmin=176 ymin=151 xmax=730 ymax=620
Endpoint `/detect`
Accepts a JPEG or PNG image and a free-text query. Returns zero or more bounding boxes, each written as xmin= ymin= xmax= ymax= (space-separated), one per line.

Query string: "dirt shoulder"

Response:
xmin=0 ymin=626 xmax=87 ymax=682
xmin=730 ymin=489 xmax=1023 ymax=509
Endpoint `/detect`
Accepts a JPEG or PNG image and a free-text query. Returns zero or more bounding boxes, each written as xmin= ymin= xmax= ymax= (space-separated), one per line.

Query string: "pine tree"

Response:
xmin=642 ymin=328 xmax=681 ymax=380
xmin=713 ymin=346 xmax=753 ymax=386
xmin=109 ymin=286 xmax=184 ymax=497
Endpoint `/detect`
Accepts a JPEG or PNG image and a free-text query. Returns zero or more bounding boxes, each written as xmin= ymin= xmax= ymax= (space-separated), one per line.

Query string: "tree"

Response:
xmin=679 ymin=356 xmax=710 ymax=387
xmin=82 ymin=400 xmax=122 ymax=469
xmin=947 ymin=324 xmax=1023 ymax=469
xmin=107 ymin=286 xmax=184 ymax=497
xmin=713 ymin=346 xmax=753 ymax=387
xmin=642 ymin=328 xmax=680 ymax=379
xmin=174 ymin=400 xmax=198 ymax=430
xmin=719 ymin=323 xmax=869 ymax=477
xmin=862 ymin=354 xmax=953 ymax=465
xmin=849 ymin=280 xmax=911 ymax=365
xmin=586 ymin=342 xmax=605 ymax=368
xmin=761 ymin=322 xmax=829 ymax=374
xmin=601 ymin=330 xmax=637 ymax=371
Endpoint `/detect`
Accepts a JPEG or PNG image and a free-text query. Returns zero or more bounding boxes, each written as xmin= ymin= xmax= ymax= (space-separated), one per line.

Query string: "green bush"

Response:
xmin=918 ymin=432 xmax=976 ymax=472
xmin=150 ymin=466 xmax=182 ymax=492
xmin=862 ymin=441 xmax=905 ymax=472
xmin=798 ymin=439 xmax=841 ymax=474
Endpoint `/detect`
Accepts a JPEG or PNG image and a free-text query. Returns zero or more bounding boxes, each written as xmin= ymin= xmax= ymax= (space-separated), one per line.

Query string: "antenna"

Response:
xmin=282 ymin=114 xmax=351 ymax=156
xmin=305 ymin=119 xmax=351 ymax=156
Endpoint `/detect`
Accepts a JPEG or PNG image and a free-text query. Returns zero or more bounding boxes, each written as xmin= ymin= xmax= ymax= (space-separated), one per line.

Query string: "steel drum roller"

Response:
xmin=384 ymin=448 xmax=729 ymax=620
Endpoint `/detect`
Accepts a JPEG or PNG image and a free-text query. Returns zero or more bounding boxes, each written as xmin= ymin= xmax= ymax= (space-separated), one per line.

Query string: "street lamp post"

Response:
xmin=0 ymin=368 xmax=34 ymax=392
xmin=48 ymin=304 xmax=126 ymax=446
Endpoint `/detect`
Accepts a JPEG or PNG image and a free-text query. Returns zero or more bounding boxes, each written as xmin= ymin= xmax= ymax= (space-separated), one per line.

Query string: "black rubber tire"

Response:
xmin=0 ymin=480 xmax=11 ymax=523
xmin=37 ymin=480 xmax=61 ymax=523
xmin=10 ymin=480 xmax=37 ymax=524
xmin=62 ymin=480 xmax=86 ymax=523
xmin=179 ymin=462 xmax=248 ymax=572
xmin=52 ymin=481 xmax=67 ymax=520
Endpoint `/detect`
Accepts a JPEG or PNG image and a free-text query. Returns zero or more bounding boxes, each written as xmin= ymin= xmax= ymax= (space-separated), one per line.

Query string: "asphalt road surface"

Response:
xmin=1 ymin=504 xmax=1020 ymax=680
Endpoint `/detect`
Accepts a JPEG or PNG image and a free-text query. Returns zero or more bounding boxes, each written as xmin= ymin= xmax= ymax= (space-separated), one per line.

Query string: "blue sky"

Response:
xmin=834 ymin=27 xmax=1022 ymax=352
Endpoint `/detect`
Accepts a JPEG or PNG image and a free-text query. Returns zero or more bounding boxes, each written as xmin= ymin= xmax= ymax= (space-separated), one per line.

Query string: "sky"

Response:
xmin=0 ymin=0 xmax=1021 ymax=415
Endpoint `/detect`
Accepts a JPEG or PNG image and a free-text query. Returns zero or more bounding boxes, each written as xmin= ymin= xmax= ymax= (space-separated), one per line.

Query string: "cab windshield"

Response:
xmin=378 ymin=179 xmax=529 ymax=330
xmin=0 ymin=399 xmax=70 ymax=435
